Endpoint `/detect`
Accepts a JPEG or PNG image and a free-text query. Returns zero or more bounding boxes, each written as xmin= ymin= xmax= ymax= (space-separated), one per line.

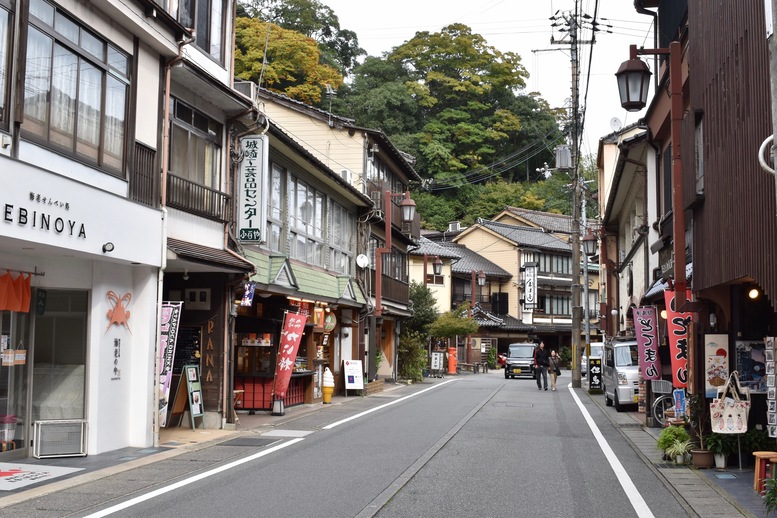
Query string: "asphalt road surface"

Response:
xmin=79 ymin=372 xmax=687 ymax=518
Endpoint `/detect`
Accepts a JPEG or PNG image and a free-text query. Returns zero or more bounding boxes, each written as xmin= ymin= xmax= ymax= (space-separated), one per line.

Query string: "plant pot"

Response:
xmin=691 ymin=449 xmax=714 ymax=469
xmin=714 ymin=453 xmax=727 ymax=470
xmin=676 ymin=454 xmax=686 ymax=465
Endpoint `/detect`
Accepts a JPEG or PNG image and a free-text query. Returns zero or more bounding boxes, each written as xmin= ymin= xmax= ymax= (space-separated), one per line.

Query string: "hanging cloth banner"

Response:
xmin=0 ymin=272 xmax=30 ymax=313
xmin=158 ymin=302 xmax=183 ymax=428
xmin=633 ymin=306 xmax=661 ymax=380
xmin=272 ymin=311 xmax=308 ymax=401
xmin=664 ymin=289 xmax=694 ymax=388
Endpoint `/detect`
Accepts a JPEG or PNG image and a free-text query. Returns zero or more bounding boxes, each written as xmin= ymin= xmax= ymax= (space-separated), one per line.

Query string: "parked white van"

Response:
xmin=602 ymin=338 xmax=640 ymax=411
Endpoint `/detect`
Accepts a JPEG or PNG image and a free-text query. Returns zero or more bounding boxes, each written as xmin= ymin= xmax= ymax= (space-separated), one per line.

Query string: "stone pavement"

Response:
xmin=0 ymin=370 xmax=769 ymax=517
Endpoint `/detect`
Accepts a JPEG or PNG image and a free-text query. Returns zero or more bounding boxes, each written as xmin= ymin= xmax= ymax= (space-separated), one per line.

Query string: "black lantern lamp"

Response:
xmin=615 ymin=50 xmax=652 ymax=112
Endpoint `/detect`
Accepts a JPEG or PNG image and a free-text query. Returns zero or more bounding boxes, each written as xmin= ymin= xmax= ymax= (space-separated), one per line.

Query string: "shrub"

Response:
xmin=657 ymin=425 xmax=691 ymax=453
xmin=398 ymin=330 xmax=427 ymax=383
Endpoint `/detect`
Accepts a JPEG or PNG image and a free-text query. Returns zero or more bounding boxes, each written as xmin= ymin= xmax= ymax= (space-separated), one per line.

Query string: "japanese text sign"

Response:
xmin=633 ymin=306 xmax=661 ymax=381
xmin=237 ymin=136 xmax=268 ymax=242
xmin=664 ymin=289 xmax=693 ymax=388
xmin=272 ymin=311 xmax=308 ymax=400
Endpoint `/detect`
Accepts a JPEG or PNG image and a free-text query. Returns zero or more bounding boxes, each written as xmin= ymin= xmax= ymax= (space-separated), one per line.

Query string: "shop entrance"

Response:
xmin=0 ymin=309 xmax=31 ymax=458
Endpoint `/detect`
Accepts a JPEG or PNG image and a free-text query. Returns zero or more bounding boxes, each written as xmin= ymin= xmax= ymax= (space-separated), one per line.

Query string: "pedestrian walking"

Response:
xmin=534 ymin=341 xmax=549 ymax=390
xmin=548 ymin=350 xmax=561 ymax=391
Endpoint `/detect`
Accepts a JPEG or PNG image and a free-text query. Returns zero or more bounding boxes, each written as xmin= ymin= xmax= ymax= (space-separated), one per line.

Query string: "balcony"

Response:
xmin=368 ymin=269 xmax=409 ymax=306
xmin=166 ymin=173 xmax=230 ymax=222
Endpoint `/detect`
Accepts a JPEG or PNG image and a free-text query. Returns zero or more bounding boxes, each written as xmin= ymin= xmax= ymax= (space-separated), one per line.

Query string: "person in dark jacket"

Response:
xmin=534 ymin=341 xmax=549 ymax=390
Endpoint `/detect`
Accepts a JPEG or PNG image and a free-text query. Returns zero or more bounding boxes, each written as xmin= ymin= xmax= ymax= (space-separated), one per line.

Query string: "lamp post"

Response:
xmin=423 ymin=255 xmax=443 ymax=285
xmin=582 ymin=230 xmax=598 ymax=356
xmin=468 ymin=270 xmax=486 ymax=364
xmin=616 ymin=42 xmax=687 ymax=310
xmin=372 ymin=190 xmax=415 ymax=381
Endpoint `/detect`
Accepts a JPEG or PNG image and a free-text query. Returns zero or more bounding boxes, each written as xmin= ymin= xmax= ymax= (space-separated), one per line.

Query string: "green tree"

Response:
xmin=428 ymin=304 xmax=479 ymax=339
xmin=234 ymin=17 xmax=343 ymax=105
xmin=460 ymin=179 xmax=526 ymax=225
xmin=387 ymin=23 xmax=531 ymax=182
xmin=237 ymin=0 xmax=364 ymax=75
xmin=405 ymin=281 xmax=439 ymax=334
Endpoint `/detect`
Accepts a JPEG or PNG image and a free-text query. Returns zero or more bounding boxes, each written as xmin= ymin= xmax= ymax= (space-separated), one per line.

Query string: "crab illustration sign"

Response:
xmin=272 ymin=311 xmax=308 ymax=401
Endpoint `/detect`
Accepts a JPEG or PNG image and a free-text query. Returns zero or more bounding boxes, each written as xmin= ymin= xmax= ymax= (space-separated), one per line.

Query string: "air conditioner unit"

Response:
xmin=370 ymin=191 xmax=382 ymax=204
xmin=234 ymin=81 xmax=258 ymax=102
xmin=340 ymin=170 xmax=351 ymax=183
xmin=34 ymin=420 xmax=87 ymax=458
xmin=448 ymin=221 xmax=461 ymax=232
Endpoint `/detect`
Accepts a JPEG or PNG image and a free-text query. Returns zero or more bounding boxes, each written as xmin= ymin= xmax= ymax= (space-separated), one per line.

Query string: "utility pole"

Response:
xmin=551 ymin=2 xmax=595 ymax=389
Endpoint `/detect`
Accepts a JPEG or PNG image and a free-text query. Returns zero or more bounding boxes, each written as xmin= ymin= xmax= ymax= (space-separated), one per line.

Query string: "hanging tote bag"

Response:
xmin=709 ymin=371 xmax=751 ymax=434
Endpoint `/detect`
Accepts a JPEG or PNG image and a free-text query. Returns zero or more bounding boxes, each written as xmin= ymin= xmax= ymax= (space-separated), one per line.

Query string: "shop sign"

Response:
xmin=272 ymin=311 xmax=308 ymax=400
xmin=523 ymin=262 xmax=538 ymax=309
xmin=588 ymin=357 xmax=602 ymax=390
xmin=343 ymin=359 xmax=364 ymax=390
xmin=664 ymin=289 xmax=693 ymax=388
xmin=158 ymin=302 xmax=183 ymax=428
xmin=633 ymin=306 xmax=661 ymax=380
xmin=237 ymin=136 xmax=267 ymax=243
xmin=705 ymin=334 xmax=729 ymax=398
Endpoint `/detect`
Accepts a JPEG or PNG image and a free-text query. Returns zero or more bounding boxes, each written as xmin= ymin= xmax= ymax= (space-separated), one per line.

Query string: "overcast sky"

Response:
xmin=322 ymin=0 xmax=654 ymax=160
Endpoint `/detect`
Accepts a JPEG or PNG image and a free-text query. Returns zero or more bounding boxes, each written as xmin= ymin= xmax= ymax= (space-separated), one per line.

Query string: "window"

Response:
xmin=694 ymin=117 xmax=704 ymax=194
xmin=425 ymin=274 xmax=444 ymax=286
xmin=288 ymin=176 xmax=324 ymax=266
xmin=0 ymin=2 xmax=11 ymax=128
xmin=169 ymin=98 xmax=222 ymax=189
xmin=537 ymin=253 xmax=571 ymax=275
xmin=538 ymin=294 xmax=571 ymax=316
xmin=159 ymin=0 xmax=223 ymax=62
xmin=23 ymin=0 xmax=129 ymax=173
xmin=329 ymin=201 xmax=354 ymax=274
xmin=267 ymin=164 xmax=285 ymax=253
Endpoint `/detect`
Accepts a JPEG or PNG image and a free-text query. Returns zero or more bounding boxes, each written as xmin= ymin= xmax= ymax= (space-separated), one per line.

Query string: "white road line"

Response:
xmin=567 ymin=383 xmax=655 ymax=518
xmin=322 ymin=379 xmax=458 ymax=430
xmin=82 ymin=438 xmax=304 ymax=518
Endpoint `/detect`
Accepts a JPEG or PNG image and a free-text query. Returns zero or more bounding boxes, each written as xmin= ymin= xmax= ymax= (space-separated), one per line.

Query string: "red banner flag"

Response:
xmin=272 ymin=311 xmax=308 ymax=400
xmin=664 ymin=289 xmax=694 ymax=388
xmin=633 ymin=306 xmax=661 ymax=380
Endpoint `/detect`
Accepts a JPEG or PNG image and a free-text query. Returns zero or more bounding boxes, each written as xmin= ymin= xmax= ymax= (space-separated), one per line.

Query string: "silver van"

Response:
xmin=602 ymin=338 xmax=639 ymax=411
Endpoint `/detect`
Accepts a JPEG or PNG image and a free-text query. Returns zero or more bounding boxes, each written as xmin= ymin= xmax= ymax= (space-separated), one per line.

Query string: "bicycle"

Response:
xmin=651 ymin=379 xmax=674 ymax=427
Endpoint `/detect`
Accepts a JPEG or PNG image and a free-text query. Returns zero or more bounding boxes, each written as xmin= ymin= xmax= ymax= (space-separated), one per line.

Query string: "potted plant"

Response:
xmin=706 ymin=432 xmax=737 ymax=469
xmin=687 ymin=393 xmax=714 ymax=468
xmin=657 ymin=425 xmax=691 ymax=461
xmin=666 ymin=438 xmax=694 ymax=465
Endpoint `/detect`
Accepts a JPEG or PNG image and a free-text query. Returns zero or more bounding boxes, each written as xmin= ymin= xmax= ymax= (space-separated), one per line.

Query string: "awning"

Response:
xmin=167 ymin=238 xmax=254 ymax=272
xmin=643 ymin=262 xmax=693 ymax=301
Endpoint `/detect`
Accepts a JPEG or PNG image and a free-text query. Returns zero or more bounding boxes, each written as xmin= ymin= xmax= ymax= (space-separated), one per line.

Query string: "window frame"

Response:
xmin=168 ymin=96 xmax=223 ymax=190
xmin=22 ymin=0 xmax=130 ymax=176
xmin=0 ymin=0 xmax=13 ymax=131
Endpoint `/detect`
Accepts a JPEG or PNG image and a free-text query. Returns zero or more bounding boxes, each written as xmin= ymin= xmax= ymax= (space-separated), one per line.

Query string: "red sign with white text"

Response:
xmin=664 ymin=289 xmax=694 ymax=388
xmin=272 ymin=312 xmax=308 ymax=400
xmin=633 ymin=306 xmax=661 ymax=380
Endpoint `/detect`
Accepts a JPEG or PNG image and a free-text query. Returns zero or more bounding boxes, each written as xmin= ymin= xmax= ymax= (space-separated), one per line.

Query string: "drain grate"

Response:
xmin=221 ymin=437 xmax=276 ymax=447
xmin=715 ymin=473 xmax=738 ymax=479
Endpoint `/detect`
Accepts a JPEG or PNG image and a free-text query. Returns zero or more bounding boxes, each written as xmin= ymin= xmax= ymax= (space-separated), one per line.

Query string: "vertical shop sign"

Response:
xmin=664 ymin=289 xmax=693 ymax=388
xmin=237 ymin=136 xmax=267 ymax=243
xmin=705 ymin=334 xmax=730 ymax=398
xmin=272 ymin=311 xmax=308 ymax=400
xmin=523 ymin=263 xmax=537 ymax=309
xmin=633 ymin=306 xmax=661 ymax=380
xmin=158 ymin=302 xmax=183 ymax=427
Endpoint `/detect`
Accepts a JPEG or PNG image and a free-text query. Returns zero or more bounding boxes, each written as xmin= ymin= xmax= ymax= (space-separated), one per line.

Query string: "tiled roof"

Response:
xmin=435 ymin=242 xmax=511 ymax=279
xmin=473 ymin=306 xmax=534 ymax=331
xmin=410 ymin=237 xmax=462 ymax=259
xmin=477 ymin=219 xmax=571 ymax=253
xmin=503 ymin=208 xmax=572 ymax=234
xmin=167 ymin=238 xmax=254 ymax=271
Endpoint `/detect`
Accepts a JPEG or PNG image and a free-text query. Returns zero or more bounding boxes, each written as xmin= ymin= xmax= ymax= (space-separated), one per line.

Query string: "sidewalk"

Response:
xmin=599 ymin=391 xmax=766 ymax=518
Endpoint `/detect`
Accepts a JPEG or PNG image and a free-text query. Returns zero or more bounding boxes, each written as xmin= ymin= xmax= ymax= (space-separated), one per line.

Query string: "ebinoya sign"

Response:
xmin=237 ymin=135 xmax=268 ymax=243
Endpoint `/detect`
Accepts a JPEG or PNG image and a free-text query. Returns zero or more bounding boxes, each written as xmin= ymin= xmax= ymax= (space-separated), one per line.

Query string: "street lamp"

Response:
xmin=423 ymin=255 xmax=443 ymax=285
xmin=616 ymin=42 xmax=688 ymax=309
xmin=468 ymin=270 xmax=486 ymax=364
xmin=582 ymin=230 xmax=598 ymax=363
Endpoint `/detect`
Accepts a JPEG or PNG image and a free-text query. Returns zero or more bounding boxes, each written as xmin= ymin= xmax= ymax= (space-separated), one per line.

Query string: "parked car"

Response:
xmin=581 ymin=342 xmax=604 ymax=375
xmin=504 ymin=343 xmax=537 ymax=379
xmin=602 ymin=338 xmax=640 ymax=411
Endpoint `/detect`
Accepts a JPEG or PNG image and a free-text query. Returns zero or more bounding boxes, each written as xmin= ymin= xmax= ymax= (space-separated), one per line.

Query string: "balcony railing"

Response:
xmin=130 ymin=142 xmax=158 ymax=207
xmin=368 ymin=269 xmax=409 ymax=306
xmin=166 ymin=173 xmax=230 ymax=222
